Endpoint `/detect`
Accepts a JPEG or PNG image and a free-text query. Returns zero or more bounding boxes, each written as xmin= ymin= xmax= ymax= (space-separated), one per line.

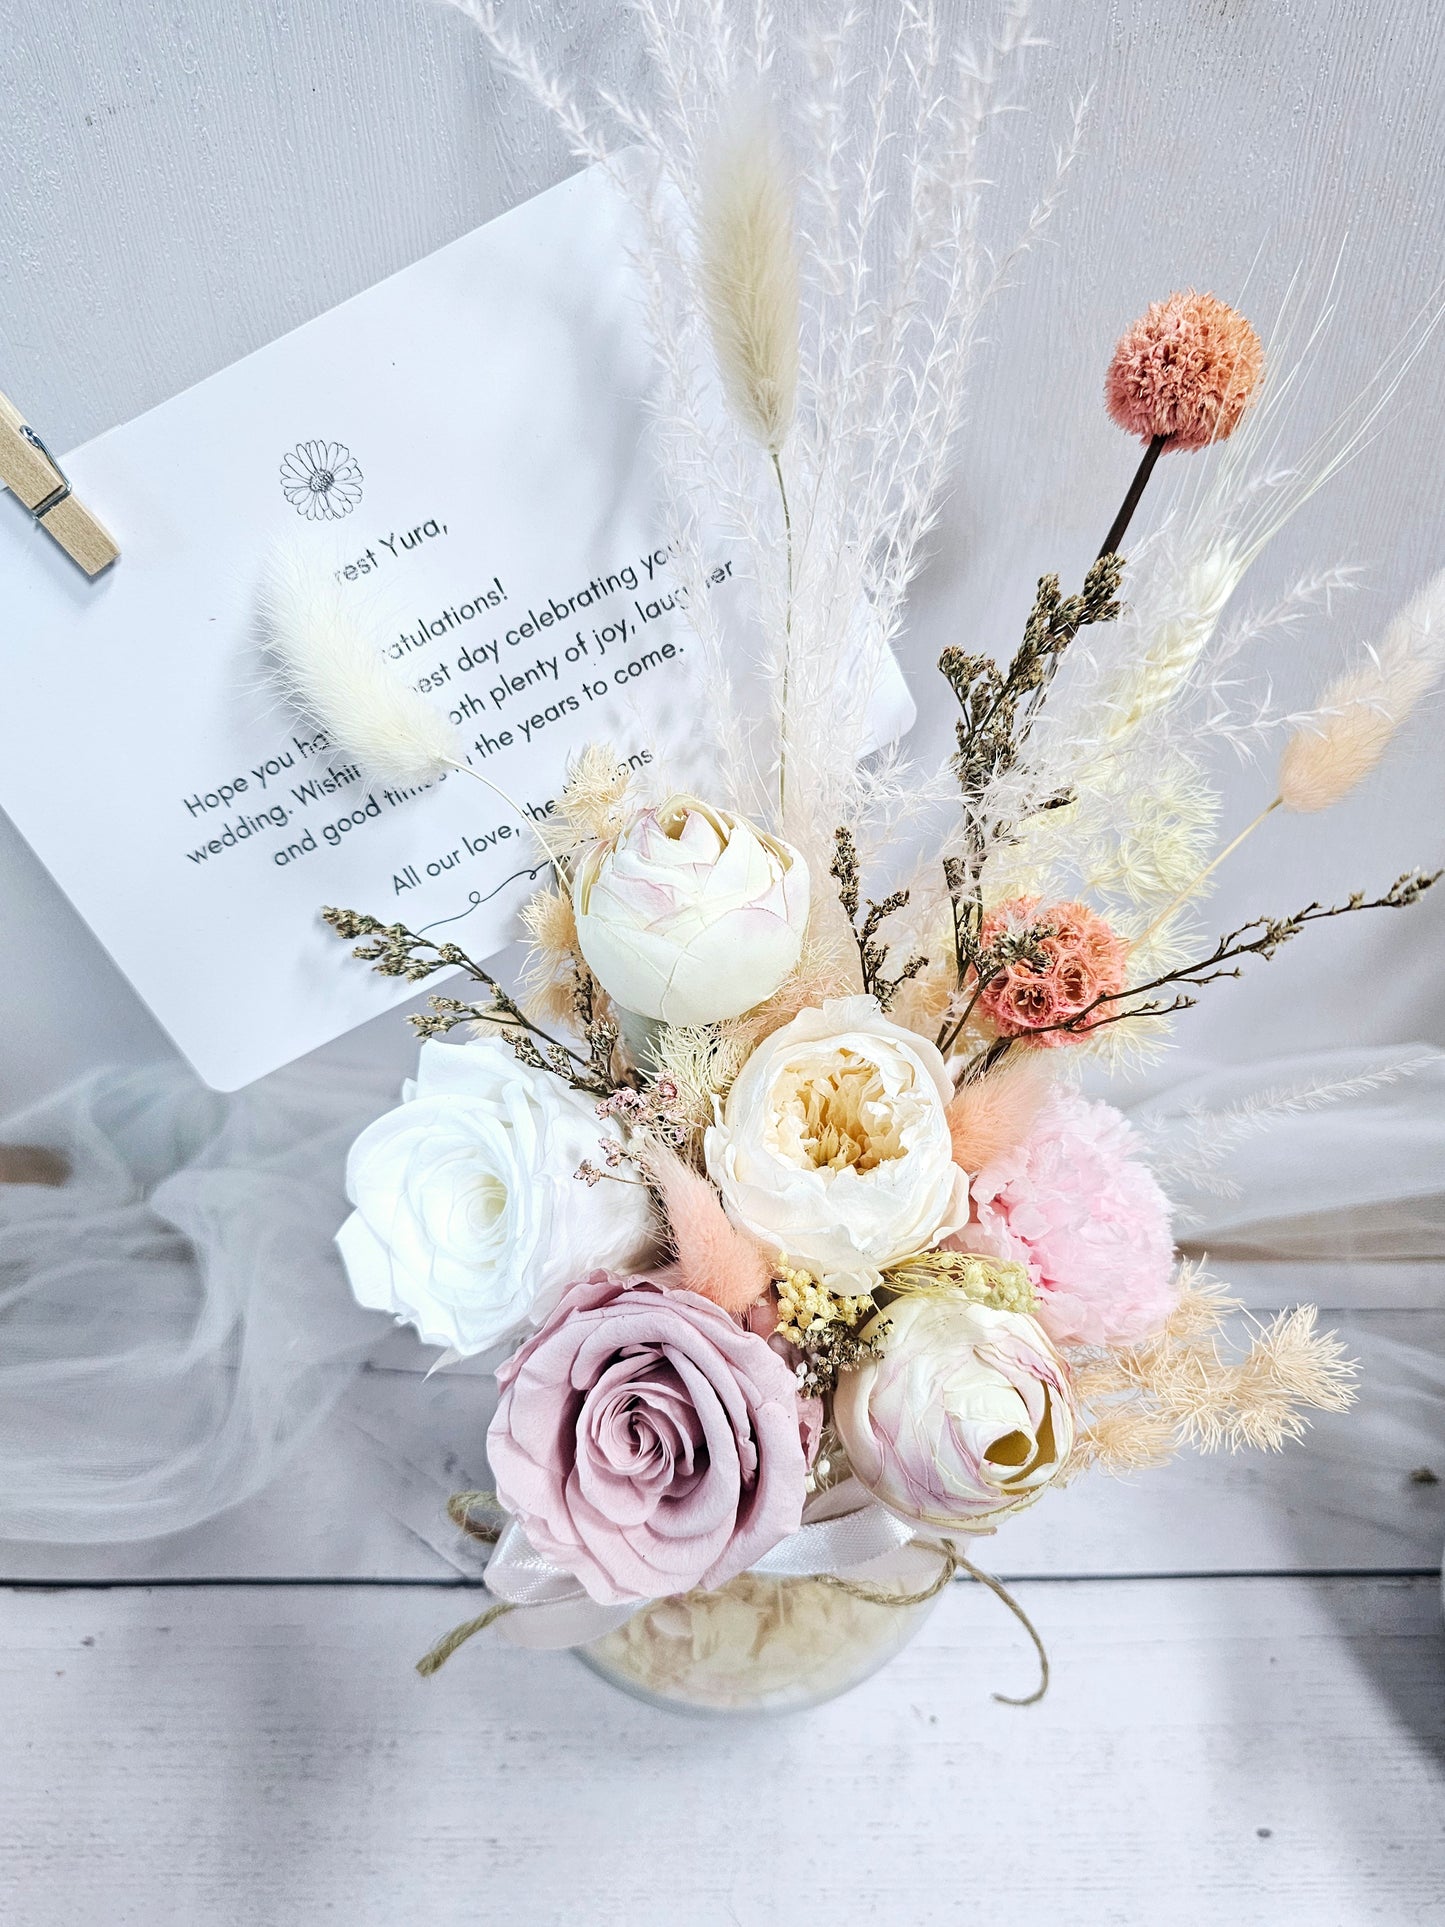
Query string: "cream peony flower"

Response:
xmin=703 ymin=996 xmax=967 ymax=1284
xmin=336 ymin=1038 xmax=654 ymax=1355
xmin=833 ymin=1295 xmax=1074 ymax=1526
xmin=572 ymin=796 xmax=809 ymax=1024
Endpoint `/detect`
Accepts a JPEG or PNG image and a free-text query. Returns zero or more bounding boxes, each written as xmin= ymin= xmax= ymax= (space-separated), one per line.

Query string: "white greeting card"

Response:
xmin=1 ymin=164 xmax=912 ymax=1090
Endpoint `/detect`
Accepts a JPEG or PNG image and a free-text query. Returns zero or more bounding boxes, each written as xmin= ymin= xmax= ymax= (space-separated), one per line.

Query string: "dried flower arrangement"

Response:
xmin=270 ymin=3 xmax=1443 ymax=1709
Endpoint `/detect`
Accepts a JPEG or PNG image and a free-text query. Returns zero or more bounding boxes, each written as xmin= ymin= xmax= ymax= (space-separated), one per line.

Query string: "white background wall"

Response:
xmin=2 ymin=0 xmax=1443 ymax=1107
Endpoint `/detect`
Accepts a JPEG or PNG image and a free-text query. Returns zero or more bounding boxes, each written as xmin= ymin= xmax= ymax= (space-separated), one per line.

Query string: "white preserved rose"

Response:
xmin=833 ymin=1295 xmax=1075 ymax=1526
xmin=572 ymin=796 xmax=809 ymax=1025
xmin=703 ymin=996 xmax=967 ymax=1284
xmin=336 ymin=1038 xmax=654 ymax=1355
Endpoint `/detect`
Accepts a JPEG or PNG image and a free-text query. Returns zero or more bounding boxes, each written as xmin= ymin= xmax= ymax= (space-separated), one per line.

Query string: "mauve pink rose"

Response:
xmin=487 ymin=1272 xmax=809 ymax=1606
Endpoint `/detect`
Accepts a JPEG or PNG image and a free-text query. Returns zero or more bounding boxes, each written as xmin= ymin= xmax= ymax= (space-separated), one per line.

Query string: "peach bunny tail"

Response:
xmin=649 ymin=1148 xmax=776 ymax=1317
xmin=946 ymin=1052 xmax=1057 ymax=1174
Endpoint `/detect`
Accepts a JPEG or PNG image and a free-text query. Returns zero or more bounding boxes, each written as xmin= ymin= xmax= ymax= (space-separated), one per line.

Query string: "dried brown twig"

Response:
xmin=936 ymin=556 xmax=1124 ymax=1043
xmin=830 ymin=829 xmax=927 ymax=1012
xmin=323 ymin=907 xmax=622 ymax=1096
xmin=953 ymin=869 xmax=1440 ymax=1081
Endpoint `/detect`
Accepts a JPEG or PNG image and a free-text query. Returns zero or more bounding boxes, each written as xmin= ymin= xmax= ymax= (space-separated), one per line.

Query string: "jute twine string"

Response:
xmin=417 ymin=1493 xmax=1052 ymax=1701
xmin=414 ymin=1493 xmax=514 ymax=1678
xmin=817 ymin=1538 xmax=1050 ymax=1706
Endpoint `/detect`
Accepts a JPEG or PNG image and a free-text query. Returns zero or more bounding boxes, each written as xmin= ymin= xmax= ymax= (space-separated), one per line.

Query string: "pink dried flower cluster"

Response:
xmin=1105 ymin=289 xmax=1263 ymax=450
xmin=958 ymin=1090 xmax=1178 ymax=1348
xmin=975 ymin=897 xmax=1129 ymax=1047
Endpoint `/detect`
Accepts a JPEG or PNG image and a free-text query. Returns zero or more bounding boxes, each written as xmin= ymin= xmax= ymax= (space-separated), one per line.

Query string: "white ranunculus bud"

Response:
xmin=336 ymin=1038 xmax=654 ymax=1355
xmin=833 ymin=1295 xmax=1075 ymax=1526
xmin=703 ymin=996 xmax=968 ymax=1285
xmin=571 ymin=796 xmax=810 ymax=1025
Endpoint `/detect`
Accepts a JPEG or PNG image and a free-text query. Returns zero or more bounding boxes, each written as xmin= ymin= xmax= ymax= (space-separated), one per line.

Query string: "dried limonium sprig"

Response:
xmin=942 ymin=556 xmax=1125 ymax=806
xmin=575 ymin=1131 xmax=651 ymax=1190
xmin=937 ymin=918 xmax=1057 ymax=1057
xmin=774 ymin=1265 xmax=883 ymax=1399
xmin=936 ymin=554 xmax=1124 ymax=1024
xmin=596 ymin=1078 xmax=694 ymax=1152
xmin=830 ymin=827 xmax=927 ymax=1010
xmin=322 ymin=908 xmax=623 ymax=1097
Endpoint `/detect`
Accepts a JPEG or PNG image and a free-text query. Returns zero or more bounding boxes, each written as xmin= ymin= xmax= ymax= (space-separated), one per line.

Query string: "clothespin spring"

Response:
xmin=19 ymin=425 xmax=73 ymax=523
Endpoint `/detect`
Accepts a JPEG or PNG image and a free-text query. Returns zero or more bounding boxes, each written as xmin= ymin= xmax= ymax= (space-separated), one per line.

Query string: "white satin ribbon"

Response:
xmin=483 ymin=1484 xmax=919 ymax=1650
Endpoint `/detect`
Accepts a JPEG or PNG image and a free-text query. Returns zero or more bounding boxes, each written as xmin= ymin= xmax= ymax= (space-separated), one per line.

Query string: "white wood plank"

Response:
xmin=2 ymin=1577 xmax=1440 ymax=1926
xmin=2 ymin=1310 xmax=1439 ymax=1583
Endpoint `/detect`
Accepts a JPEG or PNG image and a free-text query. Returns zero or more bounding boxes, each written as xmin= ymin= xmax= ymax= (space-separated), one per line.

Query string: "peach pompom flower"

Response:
xmin=971 ymin=897 xmax=1129 ymax=1047
xmin=1105 ymin=290 xmax=1263 ymax=452
xmin=1095 ymin=291 xmax=1263 ymax=559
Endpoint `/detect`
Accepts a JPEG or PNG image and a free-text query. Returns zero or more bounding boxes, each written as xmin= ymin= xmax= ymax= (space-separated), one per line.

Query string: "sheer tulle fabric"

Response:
xmin=1127 ymin=1044 xmax=1445 ymax=1262
xmin=0 ymin=1063 xmax=386 ymax=1542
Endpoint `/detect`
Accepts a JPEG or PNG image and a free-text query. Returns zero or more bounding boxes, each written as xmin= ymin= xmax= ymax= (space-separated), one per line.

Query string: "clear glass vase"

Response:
xmin=578 ymin=1542 xmax=947 ymax=1715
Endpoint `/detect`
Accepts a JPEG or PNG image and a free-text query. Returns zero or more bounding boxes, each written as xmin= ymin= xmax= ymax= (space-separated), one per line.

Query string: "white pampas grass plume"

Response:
xmin=263 ymin=550 xmax=461 ymax=782
xmin=1278 ymin=566 xmax=1445 ymax=812
xmin=697 ymin=98 xmax=800 ymax=454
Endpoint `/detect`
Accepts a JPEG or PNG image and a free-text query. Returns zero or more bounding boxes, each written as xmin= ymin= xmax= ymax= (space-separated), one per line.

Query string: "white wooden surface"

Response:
xmin=3 ymin=3 xmax=1445 ymax=1923
xmin=4 ymin=1578 xmax=1442 ymax=1927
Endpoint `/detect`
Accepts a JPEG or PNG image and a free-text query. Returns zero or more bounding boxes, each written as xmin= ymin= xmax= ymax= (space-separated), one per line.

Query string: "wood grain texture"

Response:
xmin=0 ymin=0 xmax=1443 ymax=1105
xmin=2 ymin=1576 xmax=1441 ymax=1927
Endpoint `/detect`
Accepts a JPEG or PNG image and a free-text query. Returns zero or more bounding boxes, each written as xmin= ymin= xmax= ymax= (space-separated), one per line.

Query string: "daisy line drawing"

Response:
xmin=280 ymin=440 xmax=363 ymax=520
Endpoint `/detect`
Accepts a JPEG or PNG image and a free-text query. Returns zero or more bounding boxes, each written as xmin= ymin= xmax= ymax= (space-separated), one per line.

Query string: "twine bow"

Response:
xmin=416 ymin=1490 xmax=1049 ymax=1705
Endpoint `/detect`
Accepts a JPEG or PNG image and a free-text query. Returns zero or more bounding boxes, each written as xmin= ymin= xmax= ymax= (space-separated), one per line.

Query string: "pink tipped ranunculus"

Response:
xmin=833 ymin=1296 xmax=1074 ymax=1527
xmin=958 ymin=1090 xmax=1177 ymax=1347
xmin=487 ymin=1271 xmax=809 ymax=1605
xmin=571 ymin=796 xmax=810 ymax=1024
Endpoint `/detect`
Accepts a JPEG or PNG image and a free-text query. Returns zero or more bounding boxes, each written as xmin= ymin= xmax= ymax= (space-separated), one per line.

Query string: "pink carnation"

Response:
xmin=956 ymin=1091 xmax=1177 ymax=1347
xmin=487 ymin=1271 xmax=808 ymax=1605
xmin=975 ymin=897 xmax=1128 ymax=1048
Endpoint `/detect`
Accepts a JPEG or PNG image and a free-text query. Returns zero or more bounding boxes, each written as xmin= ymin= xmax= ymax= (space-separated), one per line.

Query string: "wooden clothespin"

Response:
xmin=0 ymin=388 xmax=118 ymax=576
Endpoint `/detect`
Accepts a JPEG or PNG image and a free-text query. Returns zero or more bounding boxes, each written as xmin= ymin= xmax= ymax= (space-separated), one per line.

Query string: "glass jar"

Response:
xmin=579 ymin=1540 xmax=949 ymax=1715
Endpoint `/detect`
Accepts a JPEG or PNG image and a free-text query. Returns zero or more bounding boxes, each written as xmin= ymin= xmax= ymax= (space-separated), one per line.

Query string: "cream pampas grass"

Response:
xmin=1278 ymin=567 xmax=1445 ymax=812
xmin=697 ymin=99 xmax=800 ymax=456
xmin=1072 ymin=1267 xmax=1357 ymax=1466
xmin=519 ymin=885 xmax=584 ymax=1026
xmin=263 ymin=550 xmax=460 ymax=783
xmin=452 ymin=0 xmax=1082 ymax=864
xmin=557 ymin=745 xmax=635 ymax=844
